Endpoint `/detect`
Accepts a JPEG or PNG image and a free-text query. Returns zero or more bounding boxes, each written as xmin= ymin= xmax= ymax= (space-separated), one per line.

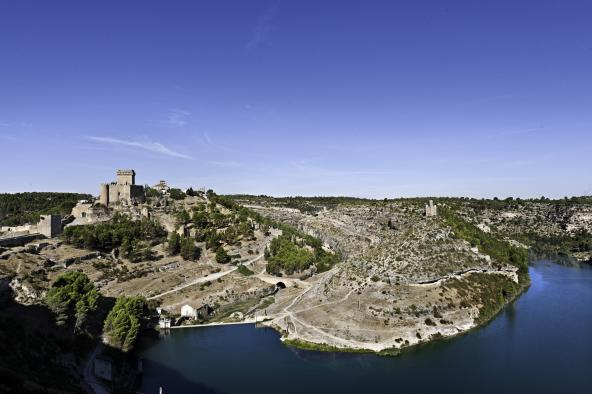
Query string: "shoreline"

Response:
xmin=150 ymin=270 xmax=531 ymax=356
xmin=274 ymin=276 xmax=531 ymax=356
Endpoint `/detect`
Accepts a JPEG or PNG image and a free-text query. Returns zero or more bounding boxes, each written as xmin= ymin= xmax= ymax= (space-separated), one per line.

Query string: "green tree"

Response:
xmin=167 ymin=232 xmax=181 ymax=256
xmin=180 ymin=237 xmax=201 ymax=260
xmin=103 ymin=296 xmax=146 ymax=352
xmin=192 ymin=210 xmax=210 ymax=228
xmin=145 ymin=187 xmax=160 ymax=198
xmin=45 ymin=271 xmax=99 ymax=332
xmin=216 ymin=247 xmax=231 ymax=264
xmin=168 ymin=188 xmax=186 ymax=200
xmin=176 ymin=209 xmax=191 ymax=225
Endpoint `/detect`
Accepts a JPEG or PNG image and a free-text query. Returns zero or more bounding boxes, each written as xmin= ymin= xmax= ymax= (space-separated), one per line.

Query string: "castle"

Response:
xmin=99 ymin=169 xmax=145 ymax=207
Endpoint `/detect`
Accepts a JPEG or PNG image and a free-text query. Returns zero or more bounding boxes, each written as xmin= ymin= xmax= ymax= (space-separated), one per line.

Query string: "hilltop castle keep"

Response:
xmin=99 ymin=169 xmax=145 ymax=207
xmin=425 ymin=200 xmax=437 ymax=217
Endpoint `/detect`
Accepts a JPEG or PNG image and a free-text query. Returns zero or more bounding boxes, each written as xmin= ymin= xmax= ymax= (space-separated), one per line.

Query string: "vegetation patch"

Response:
xmin=237 ymin=264 xmax=254 ymax=276
xmin=284 ymin=339 xmax=371 ymax=353
xmin=62 ymin=213 xmax=166 ymax=262
xmin=444 ymin=273 xmax=528 ymax=325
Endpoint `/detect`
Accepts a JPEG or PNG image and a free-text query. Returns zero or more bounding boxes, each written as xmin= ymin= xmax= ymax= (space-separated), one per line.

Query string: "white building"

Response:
xmin=153 ymin=180 xmax=170 ymax=194
xmin=180 ymin=304 xmax=211 ymax=320
xmin=181 ymin=304 xmax=197 ymax=319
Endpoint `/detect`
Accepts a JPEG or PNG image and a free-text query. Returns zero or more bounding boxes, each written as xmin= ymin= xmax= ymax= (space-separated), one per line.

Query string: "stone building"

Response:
xmin=99 ymin=169 xmax=145 ymax=207
xmin=425 ymin=200 xmax=437 ymax=217
xmin=152 ymin=180 xmax=170 ymax=194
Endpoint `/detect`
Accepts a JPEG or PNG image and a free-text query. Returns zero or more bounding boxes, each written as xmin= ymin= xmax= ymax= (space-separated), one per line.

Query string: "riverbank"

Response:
xmin=254 ymin=264 xmax=528 ymax=354
xmin=140 ymin=262 xmax=592 ymax=394
xmin=272 ymin=273 xmax=530 ymax=355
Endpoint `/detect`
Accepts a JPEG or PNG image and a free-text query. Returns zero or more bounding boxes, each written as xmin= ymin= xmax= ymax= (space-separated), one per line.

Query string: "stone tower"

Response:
xmin=99 ymin=183 xmax=109 ymax=206
xmin=99 ymin=169 xmax=145 ymax=208
xmin=116 ymin=169 xmax=136 ymax=185
xmin=425 ymin=200 xmax=437 ymax=217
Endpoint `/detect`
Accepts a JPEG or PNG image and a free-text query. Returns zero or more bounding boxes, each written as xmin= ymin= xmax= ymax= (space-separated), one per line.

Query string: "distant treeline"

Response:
xmin=421 ymin=196 xmax=592 ymax=211
xmin=227 ymin=194 xmax=592 ymax=215
xmin=0 ymin=192 xmax=92 ymax=226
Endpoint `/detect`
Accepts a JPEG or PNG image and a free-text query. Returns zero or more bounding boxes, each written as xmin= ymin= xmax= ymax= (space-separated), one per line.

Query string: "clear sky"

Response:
xmin=1 ymin=1 xmax=590 ymax=198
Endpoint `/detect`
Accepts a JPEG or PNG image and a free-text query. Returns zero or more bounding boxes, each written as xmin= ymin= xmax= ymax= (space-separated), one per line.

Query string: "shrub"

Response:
xmin=237 ymin=265 xmax=254 ymax=276
xmin=216 ymin=247 xmax=231 ymax=264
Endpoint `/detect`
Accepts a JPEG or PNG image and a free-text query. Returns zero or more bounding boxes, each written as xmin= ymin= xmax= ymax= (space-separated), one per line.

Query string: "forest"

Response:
xmin=0 ymin=192 xmax=92 ymax=226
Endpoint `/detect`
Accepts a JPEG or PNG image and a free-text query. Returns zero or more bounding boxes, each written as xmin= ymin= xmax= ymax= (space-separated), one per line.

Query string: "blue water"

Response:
xmin=141 ymin=262 xmax=592 ymax=394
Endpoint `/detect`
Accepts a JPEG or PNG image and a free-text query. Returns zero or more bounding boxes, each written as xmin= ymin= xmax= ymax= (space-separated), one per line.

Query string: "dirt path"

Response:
xmin=147 ymin=254 xmax=264 ymax=300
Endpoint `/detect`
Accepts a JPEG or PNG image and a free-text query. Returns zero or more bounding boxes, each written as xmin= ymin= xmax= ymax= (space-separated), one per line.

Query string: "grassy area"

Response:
xmin=283 ymin=339 xmax=371 ymax=354
xmin=254 ymin=296 xmax=275 ymax=312
xmin=210 ymin=298 xmax=262 ymax=322
xmin=237 ymin=265 xmax=254 ymax=276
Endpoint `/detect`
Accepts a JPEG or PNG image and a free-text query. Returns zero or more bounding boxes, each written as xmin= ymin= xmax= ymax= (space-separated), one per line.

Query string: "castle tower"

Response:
xmin=100 ymin=183 xmax=109 ymax=207
xmin=425 ymin=200 xmax=437 ymax=217
xmin=116 ymin=169 xmax=136 ymax=185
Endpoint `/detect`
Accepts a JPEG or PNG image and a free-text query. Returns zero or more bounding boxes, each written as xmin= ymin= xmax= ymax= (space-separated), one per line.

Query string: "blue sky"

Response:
xmin=1 ymin=1 xmax=591 ymax=198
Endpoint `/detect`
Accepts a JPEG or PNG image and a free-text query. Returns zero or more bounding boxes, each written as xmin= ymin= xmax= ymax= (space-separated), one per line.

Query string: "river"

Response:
xmin=141 ymin=261 xmax=592 ymax=393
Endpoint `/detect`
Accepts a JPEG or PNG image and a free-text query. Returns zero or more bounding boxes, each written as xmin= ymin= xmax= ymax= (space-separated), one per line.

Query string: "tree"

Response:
xmin=103 ymin=296 xmax=146 ymax=352
xmin=145 ymin=187 xmax=160 ymax=198
xmin=192 ymin=210 xmax=210 ymax=228
xmin=45 ymin=271 xmax=99 ymax=332
xmin=176 ymin=209 xmax=191 ymax=225
xmin=215 ymin=247 xmax=231 ymax=264
xmin=168 ymin=232 xmax=181 ymax=256
xmin=180 ymin=237 xmax=201 ymax=260
xmin=205 ymin=230 xmax=221 ymax=250
xmin=168 ymin=188 xmax=186 ymax=200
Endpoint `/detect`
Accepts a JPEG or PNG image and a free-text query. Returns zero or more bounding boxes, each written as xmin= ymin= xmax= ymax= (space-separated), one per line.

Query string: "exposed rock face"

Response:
xmin=9 ymin=277 xmax=43 ymax=304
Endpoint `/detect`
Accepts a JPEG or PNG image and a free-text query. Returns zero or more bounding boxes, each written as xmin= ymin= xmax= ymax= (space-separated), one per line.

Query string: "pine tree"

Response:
xmin=167 ymin=232 xmax=181 ymax=255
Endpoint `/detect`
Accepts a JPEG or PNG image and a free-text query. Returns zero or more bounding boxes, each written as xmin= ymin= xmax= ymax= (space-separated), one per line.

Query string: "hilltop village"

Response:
xmin=1 ymin=170 xmax=591 ymax=391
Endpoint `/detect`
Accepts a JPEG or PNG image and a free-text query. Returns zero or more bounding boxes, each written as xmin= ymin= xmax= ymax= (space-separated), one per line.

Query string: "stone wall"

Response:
xmin=38 ymin=215 xmax=62 ymax=238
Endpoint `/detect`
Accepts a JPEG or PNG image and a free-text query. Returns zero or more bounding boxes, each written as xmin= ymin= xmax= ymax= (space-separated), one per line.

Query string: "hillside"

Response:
xmin=227 ymin=195 xmax=592 ymax=352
